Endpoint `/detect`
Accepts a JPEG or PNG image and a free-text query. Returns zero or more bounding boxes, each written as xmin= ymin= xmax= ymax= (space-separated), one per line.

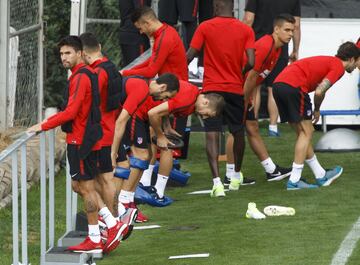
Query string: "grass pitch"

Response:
xmin=1 ymin=123 xmax=360 ymax=265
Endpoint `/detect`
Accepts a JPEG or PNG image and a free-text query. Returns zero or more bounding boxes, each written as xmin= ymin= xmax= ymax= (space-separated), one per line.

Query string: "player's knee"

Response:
xmin=129 ymin=156 xmax=150 ymax=170
xmin=246 ymin=121 xmax=259 ymax=136
xmin=114 ymin=166 xmax=131 ymax=180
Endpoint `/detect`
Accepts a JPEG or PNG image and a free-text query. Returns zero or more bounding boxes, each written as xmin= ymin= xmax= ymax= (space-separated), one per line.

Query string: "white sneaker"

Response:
xmin=263 ymin=205 xmax=295 ymax=216
xmin=245 ymin=202 xmax=266 ymax=220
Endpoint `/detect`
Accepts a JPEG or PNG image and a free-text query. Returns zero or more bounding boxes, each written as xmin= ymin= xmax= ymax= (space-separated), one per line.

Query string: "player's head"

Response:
xmin=213 ymin=0 xmax=233 ymax=16
xmin=273 ymin=14 xmax=295 ymax=45
xmin=131 ymin=6 xmax=158 ymax=36
xmin=335 ymin=41 xmax=360 ymax=73
xmin=57 ymin=35 xmax=83 ymax=69
xmin=79 ymin=32 xmax=101 ymax=65
xmin=149 ymin=73 xmax=180 ymax=101
xmin=195 ymin=93 xmax=225 ymax=119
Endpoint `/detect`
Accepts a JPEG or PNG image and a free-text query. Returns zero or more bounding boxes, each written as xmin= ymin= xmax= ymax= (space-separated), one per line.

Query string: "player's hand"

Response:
xmin=157 ymin=135 xmax=174 ymax=150
xmin=312 ymin=110 xmax=320 ymax=124
xmin=164 ymin=127 xmax=182 ymax=138
xmin=119 ymin=70 xmax=124 ymax=75
xmin=111 ymin=151 xmax=118 ymax=169
xmin=289 ymin=51 xmax=298 ymax=63
xmin=27 ymin=123 xmax=42 ymax=133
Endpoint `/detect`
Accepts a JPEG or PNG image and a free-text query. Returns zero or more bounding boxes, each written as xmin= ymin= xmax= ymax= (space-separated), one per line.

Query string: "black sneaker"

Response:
xmin=224 ymin=175 xmax=256 ymax=186
xmin=241 ymin=176 xmax=256 ymax=185
xmin=266 ymin=165 xmax=291 ymax=181
xmin=223 ymin=175 xmax=231 ymax=186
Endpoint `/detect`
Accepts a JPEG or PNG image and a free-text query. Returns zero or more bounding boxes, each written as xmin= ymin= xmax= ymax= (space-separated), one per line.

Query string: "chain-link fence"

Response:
xmin=7 ymin=0 xmax=43 ymax=127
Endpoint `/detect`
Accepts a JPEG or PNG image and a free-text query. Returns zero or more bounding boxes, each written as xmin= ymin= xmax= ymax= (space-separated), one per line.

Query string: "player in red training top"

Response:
xmin=121 ymin=6 xmax=188 ymax=81
xmin=273 ymin=42 xmax=360 ymax=190
xmin=187 ymin=0 xmax=255 ymax=197
xmin=224 ymin=14 xmax=296 ymax=187
xmin=28 ymin=36 xmax=128 ymax=254
xmin=133 ymin=81 xmax=224 ymax=203
xmin=80 ymin=32 xmax=139 ymax=234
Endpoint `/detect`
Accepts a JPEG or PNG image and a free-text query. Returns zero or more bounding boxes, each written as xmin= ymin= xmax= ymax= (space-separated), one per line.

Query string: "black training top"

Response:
xmin=119 ymin=0 xmax=152 ymax=44
xmin=245 ymin=0 xmax=301 ymax=40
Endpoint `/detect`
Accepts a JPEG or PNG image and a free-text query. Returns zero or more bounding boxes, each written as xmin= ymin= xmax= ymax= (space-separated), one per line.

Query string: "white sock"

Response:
xmin=140 ymin=164 xmax=155 ymax=186
xmin=154 ymin=174 xmax=169 ymax=198
xmin=129 ymin=191 xmax=135 ymax=203
xmin=269 ymin=124 xmax=278 ymax=133
xmin=118 ymin=201 xmax=126 ymax=217
xmin=88 ymin=224 xmax=100 ymax=243
xmin=213 ymin=177 xmax=222 ymax=186
xmin=261 ymin=157 xmax=277 ymax=173
xmin=98 ymin=207 xmax=116 ymax=228
xmin=305 ymin=155 xmax=326 ymax=179
xmin=289 ymin=162 xmax=304 ymax=183
xmin=232 ymin=171 xmax=242 ymax=180
xmin=119 ymin=190 xmax=131 ymax=204
xmin=226 ymin=163 xmax=235 ymax=178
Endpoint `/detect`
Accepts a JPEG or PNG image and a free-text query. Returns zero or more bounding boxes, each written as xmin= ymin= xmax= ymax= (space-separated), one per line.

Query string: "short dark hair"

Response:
xmin=57 ymin=35 xmax=82 ymax=51
xmin=335 ymin=41 xmax=360 ymax=61
xmin=79 ymin=32 xmax=100 ymax=52
xmin=131 ymin=6 xmax=157 ymax=23
xmin=204 ymin=93 xmax=225 ymax=117
xmin=156 ymin=73 xmax=179 ymax=92
xmin=273 ymin=13 xmax=296 ymax=27
xmin=214 ymin=0 xmax=233 ymax=8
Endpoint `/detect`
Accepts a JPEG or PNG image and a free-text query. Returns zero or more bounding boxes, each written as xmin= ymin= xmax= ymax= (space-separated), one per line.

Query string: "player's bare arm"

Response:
xmin=313 ymin=78 xmax=332 ymax=123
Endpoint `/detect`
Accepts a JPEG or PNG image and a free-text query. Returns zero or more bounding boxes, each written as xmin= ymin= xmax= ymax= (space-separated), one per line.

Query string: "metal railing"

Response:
xmin=0 ymin=130 xmax=56 ymax=265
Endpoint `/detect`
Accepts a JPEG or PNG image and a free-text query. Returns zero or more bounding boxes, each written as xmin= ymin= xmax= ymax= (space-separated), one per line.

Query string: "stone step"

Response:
xmin=57 ymin=231 xmax=103 ymax=261
xmin=44 ymin=246 xmax=94 ymax=265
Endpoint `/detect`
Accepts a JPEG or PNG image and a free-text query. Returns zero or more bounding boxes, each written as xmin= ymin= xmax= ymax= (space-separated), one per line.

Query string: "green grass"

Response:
xmin=1 ymin=122 xmax=360 ymax=265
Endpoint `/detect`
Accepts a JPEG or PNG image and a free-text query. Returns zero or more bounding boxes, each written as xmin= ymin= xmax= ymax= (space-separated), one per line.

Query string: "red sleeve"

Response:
xmin=121 ymin=37 xmax=172 ymax=78
xmin=245 ymin=26 xmax=255 ymax=50
xmin=122 ymin=57 xmax=151 ymax=75
xmin=325 ymin=62 xmax=345 ymax=85
xmin=41 ymin=74 xmax=89 ymax=130
xmin=123 ymin=79 xmax=149 ymax=115
xmin=253 ymin=39 xmax=271 ymax=73
xmin=190 ymin=24 xmax=205 ymax=51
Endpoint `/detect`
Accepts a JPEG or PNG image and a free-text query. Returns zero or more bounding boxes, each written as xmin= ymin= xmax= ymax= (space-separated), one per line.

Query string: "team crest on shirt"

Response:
xmin=137 ymin=137 xmax=143 ymax=144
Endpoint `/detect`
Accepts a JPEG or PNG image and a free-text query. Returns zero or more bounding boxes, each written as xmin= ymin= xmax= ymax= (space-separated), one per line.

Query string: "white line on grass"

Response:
xmin=330 ymin=216 xmax=360 ymax=265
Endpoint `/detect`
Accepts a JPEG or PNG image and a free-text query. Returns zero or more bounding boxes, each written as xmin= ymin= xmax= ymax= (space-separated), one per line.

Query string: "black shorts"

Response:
xmin=170 ymin=116 xmax=187 ymax=136
xmin=264 ymin=44 xmax=289 ymax=87
xmin=158 ymin=0 xmax=198 ymax=24
xmin=203 ymin=92 xmax=245 ymax=134
xmin=124 ymin=116 xmax=150 ymax=149
xmin=98 ymin=146 xmax=112 ymax=173
xmin=67 ymin=144 xmax=98 ymax=181
xmin=273 ymin=82 xmax=313 ymax=123
xmin=245 ymin=104 xmax=256 ymax=121
xmin=116 ymin=143 xmax=128 ymax=163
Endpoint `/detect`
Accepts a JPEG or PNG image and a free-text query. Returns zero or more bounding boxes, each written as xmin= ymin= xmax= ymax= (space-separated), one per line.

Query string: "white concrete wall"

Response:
xmin=292 ymin=19 xmax=360 ymax=125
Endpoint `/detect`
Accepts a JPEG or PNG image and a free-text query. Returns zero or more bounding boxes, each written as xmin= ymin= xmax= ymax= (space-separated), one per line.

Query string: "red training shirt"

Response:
xmin=274 ymin=56 xmax=345 ymax=93
xmin=91 ymin=57 xmax=118 ymax=147
xmin=42 ymin=63 xmax=100 ymax=150
xmin=190 ymin=16 xmax=255 ymax=95
xmin=135 ymin=80 xmax=199 ymax=121
xmin=122 ymin=23 xmax=188 ymax=80
xmin=122 ymin=78 xmax=149 ymax=116
xmin=252 ymin=35 xmax=281 ymax=85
